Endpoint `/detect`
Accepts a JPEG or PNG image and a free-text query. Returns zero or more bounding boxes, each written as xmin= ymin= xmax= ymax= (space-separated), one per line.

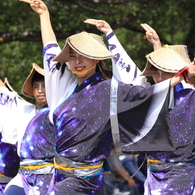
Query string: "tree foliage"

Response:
xmin=0 ymin=0 xmax=195 ymax=98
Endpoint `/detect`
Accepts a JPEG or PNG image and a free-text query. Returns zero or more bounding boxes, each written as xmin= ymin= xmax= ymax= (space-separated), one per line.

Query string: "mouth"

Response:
xmin=75 ymin=66 xmax=85 ymax=72
xmin=36 ymin=96 xmax=46 ymax=100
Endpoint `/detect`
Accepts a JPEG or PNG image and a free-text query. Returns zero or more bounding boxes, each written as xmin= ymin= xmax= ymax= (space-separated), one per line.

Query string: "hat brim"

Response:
xmin=53 ymin=31 xmax=115 ymax=63
xmin=140 ymin=61 xmax=159 ymax=76
xmin=4 ymin=78 xmax=25 ymax=100
xmin=21 ymin=63 xmax=44 ymax=98
xmin=141 ymin=45 xmax=191 ymax=76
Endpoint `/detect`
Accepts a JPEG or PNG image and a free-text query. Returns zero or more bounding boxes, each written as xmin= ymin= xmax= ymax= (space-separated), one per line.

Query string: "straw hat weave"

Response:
xmin=140 ymin=45 xmax=191 ymax=76
xmin=21 ymin=63 xmax=44 ymax=98
xmin=53 ymin=31 xmax=115 ymax=63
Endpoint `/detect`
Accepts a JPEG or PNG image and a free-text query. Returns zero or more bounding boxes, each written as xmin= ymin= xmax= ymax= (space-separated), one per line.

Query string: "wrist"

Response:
xmin=106 ymin=29 xmax=113 ymax=36
xmin=153 ymin=42 xmax=162 ymax=50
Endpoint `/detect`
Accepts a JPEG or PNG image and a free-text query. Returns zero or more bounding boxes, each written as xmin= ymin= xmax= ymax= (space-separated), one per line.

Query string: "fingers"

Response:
xmin=140 ymin=23 xmax=155 ymax=32
xmin=19 ymin=0 xmax=34 ymax=3
xmin=84 ymin=19 xmax=106 ymax=26
xmin=19 ymin=0 xmax=41 ymax=4
xmin=85 ymin=19 xmax=99 ymax=23
xmin=84 ymin=19 xmax=98 ymax=25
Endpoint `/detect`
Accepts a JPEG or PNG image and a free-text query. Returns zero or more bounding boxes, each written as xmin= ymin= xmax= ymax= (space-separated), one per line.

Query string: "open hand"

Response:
xmin=141 ymin=23 xmax=162 ymax=49
xmin=19 ymin=0 xmax=47 ymax=15
xmin=84 ymin=19 xmax=112 ymax=34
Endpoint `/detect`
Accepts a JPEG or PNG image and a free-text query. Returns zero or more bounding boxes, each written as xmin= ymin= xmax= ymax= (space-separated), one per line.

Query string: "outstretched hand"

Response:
xmin=140 ymin=23 xmax=162 ymax=50
xmin=19 ymin=0 xmax=47 ymax=15
xmin=84 ymin=19 xmax=112 ymax=34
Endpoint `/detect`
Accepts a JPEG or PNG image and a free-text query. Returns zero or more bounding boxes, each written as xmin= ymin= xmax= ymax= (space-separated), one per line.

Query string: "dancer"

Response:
xmin=140 ymin=23 xmax=195 ymax=195
xmin=87 ymin=19 xmax=195 ymax=195
xmin=1 ymin=64 xmax=54 ymax=195
xmin=0 ymin=81 xmax=20 ymax=194
xmin=19 ymin=1 xmax=193 ymax=194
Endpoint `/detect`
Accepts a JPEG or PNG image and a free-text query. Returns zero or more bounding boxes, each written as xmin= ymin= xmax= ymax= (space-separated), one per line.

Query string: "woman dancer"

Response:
xmin=19 ymin=1 xmax=194 ymax=194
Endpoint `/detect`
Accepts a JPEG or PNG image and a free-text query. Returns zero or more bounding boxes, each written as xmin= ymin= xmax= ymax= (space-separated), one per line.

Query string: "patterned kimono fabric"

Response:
xmin=0 ymin=134 xmax=19 ymax=195
xmin=46 ymin=73 xmax=173 ymax=195
xmin=145 ymin=84 xmax=195 ymax=195
xmin=19 ymin=105 xmax=56 ymax=195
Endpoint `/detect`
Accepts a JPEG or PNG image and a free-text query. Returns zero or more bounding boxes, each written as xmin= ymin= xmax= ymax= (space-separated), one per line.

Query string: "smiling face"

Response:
xmin=32 ymin=81 xmax=47 ymax=109
xmin=68 ymin=49 xmax=98 ymax=85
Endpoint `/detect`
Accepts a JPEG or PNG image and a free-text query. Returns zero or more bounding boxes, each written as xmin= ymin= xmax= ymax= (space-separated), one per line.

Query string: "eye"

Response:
xmin=69 ymin=50 xmax=77 ymax=58
xmin=69 ymin=55 xmax=76 ymax=58
xmin=33 ymin=85 xmax=39 ymax=89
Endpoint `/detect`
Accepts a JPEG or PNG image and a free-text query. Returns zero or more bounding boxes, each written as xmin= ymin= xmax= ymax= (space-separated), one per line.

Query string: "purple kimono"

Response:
xmin=145 ymin=85 xmax=195 ymax=195
xmin=46 ymin=72 xmax=173 ymax=195
xmin=19 ymin=105 xmax=56 ymax=195
xmin=0 ymin=134 xmax=19 ymax=194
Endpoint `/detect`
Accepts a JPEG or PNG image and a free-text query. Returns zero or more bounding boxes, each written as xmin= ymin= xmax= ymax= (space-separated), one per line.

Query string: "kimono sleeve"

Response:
xmin=43 ymin=41 xmax=77 ymax=123
xmin=0 ymin=87 xmax=35 ymax=146
xmin=116 ymin=79 xmax=174 ymax=153
xmin=106 ymin=30 xmax=150 ymax=87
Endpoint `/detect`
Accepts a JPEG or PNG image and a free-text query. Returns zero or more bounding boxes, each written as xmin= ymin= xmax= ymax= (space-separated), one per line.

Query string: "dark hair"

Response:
xmin=96 ymin=61 xmax=112 ymax=79
xmin=31 ymin=72 xmax=44 ymax=85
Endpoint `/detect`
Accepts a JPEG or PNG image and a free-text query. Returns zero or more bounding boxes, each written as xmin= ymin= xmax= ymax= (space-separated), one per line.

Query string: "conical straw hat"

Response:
xmin=53 ymin=31 xmax=115 ymax=63
xmin=4 ymin=78 xmax=25 ymax=101
xmin=21 ymin=63 xmax=44 ymax=98
xmin=140 ymin=45 xmax=191 ymax=76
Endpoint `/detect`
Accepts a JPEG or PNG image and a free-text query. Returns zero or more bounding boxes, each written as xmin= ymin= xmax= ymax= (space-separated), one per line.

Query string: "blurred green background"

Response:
xmin=1 ymin=0 xmax=195 ymax=103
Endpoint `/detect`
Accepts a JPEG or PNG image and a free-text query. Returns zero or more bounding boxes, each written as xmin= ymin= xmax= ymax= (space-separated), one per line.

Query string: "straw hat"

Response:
xmin=53 ymin=31 xmax=115 ymax=63
xmin=4 ymin=78 xmax=25 ymax=101
xmin=140 ymin=45 xmax=191 ymax=76
xmin=21 ymin=63 xmax=44 ymax=98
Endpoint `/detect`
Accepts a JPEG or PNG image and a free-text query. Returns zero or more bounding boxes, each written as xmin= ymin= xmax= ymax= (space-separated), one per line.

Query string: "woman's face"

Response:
xmin=152 ymin=70 xmax=176 ymax=83
xmin=188 ymin=60 xmax=195 ymax=76
xmin=68 ymin=49 xmax=98 ymax=84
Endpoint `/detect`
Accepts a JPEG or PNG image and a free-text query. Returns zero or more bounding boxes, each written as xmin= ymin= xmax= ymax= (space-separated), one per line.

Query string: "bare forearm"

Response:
xmin=39 ymin=9 xmax=56 ymax=45
xmin=170 ymin=75 xmax=183 ymax=87
xmin=153 ymin=42 xmax=162 ymax=50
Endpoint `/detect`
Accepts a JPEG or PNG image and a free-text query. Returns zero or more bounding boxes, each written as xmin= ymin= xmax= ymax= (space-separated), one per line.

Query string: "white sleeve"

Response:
xmin=0 ymin=87 xmax=36 ymax=146
xmin=106 ymin=30 xmax=150 ymax=87
xmin=181 ymin=80 xmax=195 ymax=89
xmin=43 ymin=41 xmax=77 ymax=123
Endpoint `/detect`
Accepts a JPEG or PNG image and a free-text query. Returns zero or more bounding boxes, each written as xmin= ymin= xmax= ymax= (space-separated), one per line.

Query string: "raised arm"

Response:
xmin=19 ymin=0 xmax=77 ymax=123
xmin=84 ymin=19 xmax=149 ymax=87
xmin=140 ymin=23 xmax=162 ymax=50
xmin=84 ymin=19 xmax=112 ymax=34
xmin=19 ymin=0 xmax=56 ymax=45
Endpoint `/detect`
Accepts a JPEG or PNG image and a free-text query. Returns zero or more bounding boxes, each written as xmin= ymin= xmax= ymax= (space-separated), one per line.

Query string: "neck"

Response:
xmin=36 ymin=102 xmax=47 ymax=110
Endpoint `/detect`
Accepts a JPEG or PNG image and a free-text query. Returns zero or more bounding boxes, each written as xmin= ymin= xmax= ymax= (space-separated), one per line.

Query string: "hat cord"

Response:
xmin=98 ymin=62 xmax=112 ymax=79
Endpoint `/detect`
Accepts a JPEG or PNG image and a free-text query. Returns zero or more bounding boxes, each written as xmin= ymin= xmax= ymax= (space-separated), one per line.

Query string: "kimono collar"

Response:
xmin=74 ymin=73 xmax=104 ymax=93
xmin=174 ymin=83 xmax=193 ymax=104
